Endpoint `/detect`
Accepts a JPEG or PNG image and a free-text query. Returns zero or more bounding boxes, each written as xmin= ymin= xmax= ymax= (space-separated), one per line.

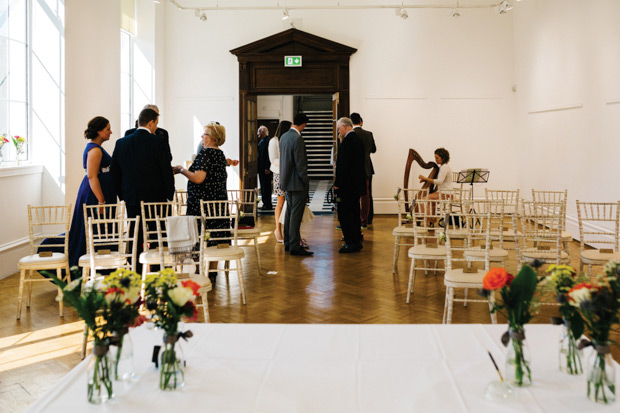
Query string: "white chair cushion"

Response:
xmin=392 ymin=226 xmax=415 ymax=237
xmin=464 ymin=248 xmax=509 ymax=260
xmin=444 ymin=268 xmax=484 ymax=285
xmin=237 ymin=227 xmax=260 ymax=237
xmin=139 ymin=250 xmax=176 ymax=265
xmin=408 ymin=245 xmax=447 ymax=259
xmin=522 ymin=249 xmax=569 ymax=261
xmin=446 ymin=228 xmax=468 ymax=239
xmin=18 ymin=253 xmax=68 ymax=269
xmin=203 ymin=245 xmax=245 ymax=260
xmin=581 ymin=250 xmax=620 ymax=263
xmin=78 ymin=253 xmax=126 ymax=267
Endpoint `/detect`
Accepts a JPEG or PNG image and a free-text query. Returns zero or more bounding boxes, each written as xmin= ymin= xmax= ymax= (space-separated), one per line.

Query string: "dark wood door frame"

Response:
xmin=231 ymin=29 xmax=357 ymax=190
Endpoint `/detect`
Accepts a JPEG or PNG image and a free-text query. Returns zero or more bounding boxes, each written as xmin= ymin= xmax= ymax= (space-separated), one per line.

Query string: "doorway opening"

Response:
xmin=257 ymin=94 xmax=335 ymax=213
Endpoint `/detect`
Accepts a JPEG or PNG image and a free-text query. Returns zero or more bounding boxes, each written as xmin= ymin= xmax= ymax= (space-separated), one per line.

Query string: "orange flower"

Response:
xmin=181 ymin=279 xmax=201 ymax=296
xmin=483 ymin=268 xmax=511 ymax=290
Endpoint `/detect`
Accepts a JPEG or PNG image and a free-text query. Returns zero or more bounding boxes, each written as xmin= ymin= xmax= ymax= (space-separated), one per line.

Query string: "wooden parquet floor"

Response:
xmin=1 ymin=213 xmax=619 ymax=411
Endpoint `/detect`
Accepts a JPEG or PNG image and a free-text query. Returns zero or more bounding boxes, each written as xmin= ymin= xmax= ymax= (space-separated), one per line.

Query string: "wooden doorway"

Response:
xmin=230 ymin=29 xmax=357 ymax=190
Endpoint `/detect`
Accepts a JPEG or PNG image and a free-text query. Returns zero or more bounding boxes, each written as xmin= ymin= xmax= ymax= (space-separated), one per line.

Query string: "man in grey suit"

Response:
xmin=351 ymin=113 xmax=376 ymax=228
xmin=279 ymin=113 xmax=313 ymax=256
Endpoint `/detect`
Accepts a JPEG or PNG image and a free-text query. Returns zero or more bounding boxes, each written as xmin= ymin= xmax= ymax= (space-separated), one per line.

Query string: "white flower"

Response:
xmin=568 ymin=287 xmax=591 ymax=307
xmin=65 ymin=278 xmax=82 ymax=292
xmin=126 ymin=286 xmax=141 ymax=304
xmin=104 ymin=288 xmax=126 ymax=305
xmin=167 ymin=286 xmax=194 ymax=307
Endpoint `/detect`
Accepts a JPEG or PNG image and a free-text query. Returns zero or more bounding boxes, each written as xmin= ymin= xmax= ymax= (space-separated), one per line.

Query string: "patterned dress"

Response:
xmin=187 ymin=147 xmax=229 ymax=246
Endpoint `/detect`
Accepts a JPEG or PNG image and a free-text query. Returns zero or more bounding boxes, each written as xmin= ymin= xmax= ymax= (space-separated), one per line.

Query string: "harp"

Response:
xmin=403 ymin=149 xmax=439 ymax=211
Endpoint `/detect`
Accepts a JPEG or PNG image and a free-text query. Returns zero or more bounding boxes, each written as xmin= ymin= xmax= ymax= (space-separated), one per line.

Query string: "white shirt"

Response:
xmin=433 ymin=163 xmax=453 ymax=191
xmin=268 ymin=137 xmax=280 ymax=173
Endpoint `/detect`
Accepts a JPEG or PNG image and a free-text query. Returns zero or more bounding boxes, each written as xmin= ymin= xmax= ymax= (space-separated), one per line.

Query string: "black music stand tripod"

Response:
xmin=457 ymin=168 xmax=490 ymax=212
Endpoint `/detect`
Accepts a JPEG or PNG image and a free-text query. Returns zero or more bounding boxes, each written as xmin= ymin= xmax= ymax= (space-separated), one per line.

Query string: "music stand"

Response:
xmin=457 ymin=169 xmax=490 ymax=217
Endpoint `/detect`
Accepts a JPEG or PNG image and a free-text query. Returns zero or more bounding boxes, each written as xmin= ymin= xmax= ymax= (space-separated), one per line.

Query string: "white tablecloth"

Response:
xmin=28 ymin=324 xmax=619 ymax=412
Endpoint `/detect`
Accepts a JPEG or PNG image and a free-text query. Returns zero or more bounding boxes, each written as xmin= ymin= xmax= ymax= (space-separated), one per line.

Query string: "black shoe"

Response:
xmin=208 ymin=274 xmax=217 ymax=284
xmin=339 ymin=244 xmax=362 ymax=253
xmin=284 ymin=246 xmax=290 ymax=252
xmin=260 ymin=205 xmax=273 ymax=211
xmin=290 ymin=249 xmax=314 ymax=256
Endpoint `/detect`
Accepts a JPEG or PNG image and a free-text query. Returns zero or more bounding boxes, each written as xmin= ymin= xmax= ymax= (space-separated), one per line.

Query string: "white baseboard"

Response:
xmin=0 ymin=237 xmax=29 ymax=280
xmin=373 ymin=198 xmax=398 ymax=215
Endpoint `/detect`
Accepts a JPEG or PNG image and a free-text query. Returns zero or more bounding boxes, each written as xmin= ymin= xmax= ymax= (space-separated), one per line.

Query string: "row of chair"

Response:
xmin=15 ymin=189 xmax=262 ymax=322
xmin=393 ymin=188 xmax=620 ymax=323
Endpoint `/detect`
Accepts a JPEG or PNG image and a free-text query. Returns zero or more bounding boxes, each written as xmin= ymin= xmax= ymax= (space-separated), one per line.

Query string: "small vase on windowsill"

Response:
xmin=16 ymin=147 xmax=26 ymax=166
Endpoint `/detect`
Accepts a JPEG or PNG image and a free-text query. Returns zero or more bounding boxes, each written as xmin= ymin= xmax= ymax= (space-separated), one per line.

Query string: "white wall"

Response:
xmin=163 ymin=4 xmax=517 ymax=210
xmin=65 ymin=0 xmax=121 ymax=207
xmin=513 ymin=0 xmax=620 ymax=236
xmin=0 ymin=166 xmax=42 ymax=278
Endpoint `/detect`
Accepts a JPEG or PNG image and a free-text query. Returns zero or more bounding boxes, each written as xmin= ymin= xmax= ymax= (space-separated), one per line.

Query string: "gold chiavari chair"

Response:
xmin=16 ymin=204 xmax=72 ymax=319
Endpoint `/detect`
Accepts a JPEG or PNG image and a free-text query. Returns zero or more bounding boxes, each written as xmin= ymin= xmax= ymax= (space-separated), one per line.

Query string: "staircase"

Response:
xmin=303 ymin=110 xmax=334 ymax=180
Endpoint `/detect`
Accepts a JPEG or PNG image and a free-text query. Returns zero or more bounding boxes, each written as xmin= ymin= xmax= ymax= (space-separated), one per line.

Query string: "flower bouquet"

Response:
xmin=482 ymin=265 xmax=539 ymax=387
xmin=545 ymin=265 xmax=586 ymax=375
xmin=50 ymin=275 xmax=114 ymax=404
xmin=101 ymin=269 xmax=145 ymax=381
xmin=568 ymin=260 xmax=620 ymax=404
xmin=144 ymin=269 xmax=200 ymax=390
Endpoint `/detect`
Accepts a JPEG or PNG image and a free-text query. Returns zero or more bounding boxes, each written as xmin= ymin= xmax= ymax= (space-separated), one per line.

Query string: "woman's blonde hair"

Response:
xmin=205 ymin=122 xmax=226 ymax=146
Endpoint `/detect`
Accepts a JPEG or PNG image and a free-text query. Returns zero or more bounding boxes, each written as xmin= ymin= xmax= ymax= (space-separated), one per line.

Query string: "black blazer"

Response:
xmin=354 ymin=126 xmax=376 ymax=177
xmin=335 ymin=131 xmax=366 ymax=197
xmin=125 ymin=127 xmax=172 ymax=162
xmin=111 ymin=128 xmax=175 ymax=207
xmin=257 ymin=136 xmax=271 ymax=173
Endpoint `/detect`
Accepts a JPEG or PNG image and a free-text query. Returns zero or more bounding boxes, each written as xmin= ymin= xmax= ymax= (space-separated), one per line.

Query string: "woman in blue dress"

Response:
xmin=67 ymin=116 xmax=117 ymax=268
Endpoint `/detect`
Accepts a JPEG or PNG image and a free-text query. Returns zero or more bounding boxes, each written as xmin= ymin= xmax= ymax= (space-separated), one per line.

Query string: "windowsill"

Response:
xmin=0 ymin=163 xmax=43 ymax=178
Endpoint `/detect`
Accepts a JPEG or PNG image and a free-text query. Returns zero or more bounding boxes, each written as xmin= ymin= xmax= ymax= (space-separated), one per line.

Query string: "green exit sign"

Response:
xmin=284 ymin=56 xmax=302 ymax=67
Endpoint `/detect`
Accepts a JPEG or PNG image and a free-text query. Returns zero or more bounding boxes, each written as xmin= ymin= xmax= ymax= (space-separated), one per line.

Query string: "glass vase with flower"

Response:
xmin=47 ymin=274 xmax=115 ymax=404
xmin=101 ymin=269 xmax=146 ymax=381
xmin=545 ymin=265 xmax=586 ymax=375
xmin=482 ymin=265 xmax=540 ymax=387
xmin=144 ymin=269 xmax=201 ymax=390
xmin=568 ymin=260 xmax=620 ymax=405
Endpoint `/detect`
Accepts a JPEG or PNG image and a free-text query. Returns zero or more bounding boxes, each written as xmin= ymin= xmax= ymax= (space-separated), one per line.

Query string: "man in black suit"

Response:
xmin=256 ymin=125 xmax=273 ymax=210
xmin=124 ymin=104 xmax=172 ymax=162
xmin=111 ymin=108 xmax=175 ymax=270
xmin=350 ymin=113 xmax=376 ymax=228
xmin=334 ymin=117 xmax=366 ymax=253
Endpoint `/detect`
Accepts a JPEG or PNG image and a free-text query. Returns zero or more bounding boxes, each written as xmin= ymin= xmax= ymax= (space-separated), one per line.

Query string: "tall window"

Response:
xmin=0 ymin=0 xmax=28 ymax=162
xmin=120 ymin=29 xmax=134 ymax=134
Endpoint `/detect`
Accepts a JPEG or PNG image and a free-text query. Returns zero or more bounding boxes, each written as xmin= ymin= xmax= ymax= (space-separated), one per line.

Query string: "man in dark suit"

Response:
xmin=334 ymin=117 xmax=366 ymax=253
xmin=256 ymin=125 xmax=273 ymax=210
xmin=279 ymin=113 xmax=313 ymax=257
xmin=350 ymin=113 xmax=376 ymax=228
xmin=111 ymin=108 xmax=175 ymax=270
xmin=124 ymin=104 xmax=172 ymax=162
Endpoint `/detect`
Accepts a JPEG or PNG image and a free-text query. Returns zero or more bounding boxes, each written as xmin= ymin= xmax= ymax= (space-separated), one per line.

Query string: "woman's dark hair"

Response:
xmin=274 ymin=120 xmax=292 ymax=138
xmin=84 ymin=116 xmax=110 ymax=140
xmin=435 ymin=147 xmax=450 ymax=163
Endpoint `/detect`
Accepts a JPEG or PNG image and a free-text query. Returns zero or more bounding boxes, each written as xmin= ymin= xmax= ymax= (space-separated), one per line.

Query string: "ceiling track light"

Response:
xmin=396 ymin=8 xmax=408 ymax=19
xmin=450 ymin=8 xmax=460 ymax=18
xmin=282 ymin=9 xmax=290 ymax=20
xmin=194 ymin=9 xmax=207 ymax=21
xmin=497 ymin=0 xmax=513 ymax=15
